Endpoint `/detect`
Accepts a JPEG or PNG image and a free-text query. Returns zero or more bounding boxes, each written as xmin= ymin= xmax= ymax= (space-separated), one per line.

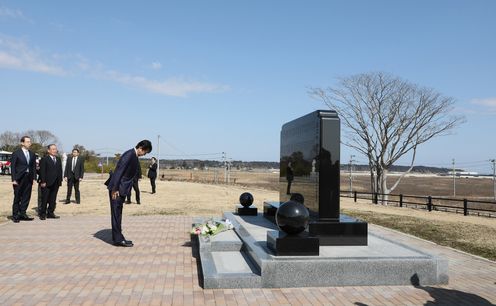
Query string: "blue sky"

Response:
xmin=0 ymin=1 xmax=495 ymax=173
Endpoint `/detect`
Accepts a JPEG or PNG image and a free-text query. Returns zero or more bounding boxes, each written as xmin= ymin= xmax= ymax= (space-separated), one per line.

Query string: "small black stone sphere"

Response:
xmin=275 ymin=200 xmax=309 ymax=235
xmin=239 ymin=192 xmax=254 ymax=207
xmin=289 ymin=193 xmax=304 ymax=205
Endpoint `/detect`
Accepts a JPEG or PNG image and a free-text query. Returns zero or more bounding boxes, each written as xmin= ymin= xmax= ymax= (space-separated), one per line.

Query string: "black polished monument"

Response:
xmin=264 ymin=110 xmax=367 ymax=246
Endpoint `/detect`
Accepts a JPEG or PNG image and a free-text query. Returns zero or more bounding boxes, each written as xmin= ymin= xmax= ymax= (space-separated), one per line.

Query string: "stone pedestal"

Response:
xmin=263 ymin=201 xmax=279 ymax=223
xmin=309 ymin=215 xmax=368 ymax=246
xmin=237 ymin=204 xmax=258 ymax=216
xmin=267 ymin=231 xmax=319 ymax=256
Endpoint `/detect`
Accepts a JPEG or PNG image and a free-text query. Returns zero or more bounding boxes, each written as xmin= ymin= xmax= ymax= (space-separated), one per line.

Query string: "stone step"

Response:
xmin=200 ymin=250 xmax=261 ymax=289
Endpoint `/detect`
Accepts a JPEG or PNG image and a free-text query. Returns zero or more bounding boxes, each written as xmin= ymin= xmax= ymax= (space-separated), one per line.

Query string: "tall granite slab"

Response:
xmin=278 ymin=110 xmax=367 ymax=245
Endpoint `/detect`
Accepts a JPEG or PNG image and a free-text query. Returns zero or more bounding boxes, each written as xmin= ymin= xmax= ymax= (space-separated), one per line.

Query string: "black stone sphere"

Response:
xmin=275 ymin=200 xmax=309 ymax=235
xmin=239 ymin=192 xmax=254 ymax=207
xmin=290 ymin=193 xmax=304 ymax=205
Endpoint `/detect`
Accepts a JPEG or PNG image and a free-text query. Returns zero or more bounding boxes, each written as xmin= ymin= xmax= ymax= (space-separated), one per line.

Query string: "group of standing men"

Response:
xmin=10 ymin=136 xmax=158 ymax=248
xmin=11 ymin=136 xmax=84 ymax=222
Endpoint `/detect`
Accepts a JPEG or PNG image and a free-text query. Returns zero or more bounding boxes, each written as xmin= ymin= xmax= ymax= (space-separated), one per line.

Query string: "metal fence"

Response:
xmin=341 ymin=190 xmax=496 ymax=218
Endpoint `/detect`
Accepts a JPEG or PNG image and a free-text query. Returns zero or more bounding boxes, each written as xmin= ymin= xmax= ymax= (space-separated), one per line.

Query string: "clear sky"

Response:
xmin=1 ymin=1 xmax=495 ymax=173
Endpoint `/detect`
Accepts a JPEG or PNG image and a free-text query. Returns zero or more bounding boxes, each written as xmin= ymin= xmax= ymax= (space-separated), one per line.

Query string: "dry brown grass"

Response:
xmin=158 ymin=169 xmax=495 ymax=199
xmin=342 ymin=200 xmax=496 ymax=261
xmin=0 ymin=174 xmax=278 ymax=220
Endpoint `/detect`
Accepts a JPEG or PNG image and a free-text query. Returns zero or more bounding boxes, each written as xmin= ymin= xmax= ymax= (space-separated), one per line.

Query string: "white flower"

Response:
xmin=224 ymin=219 xmax=233 ymax=229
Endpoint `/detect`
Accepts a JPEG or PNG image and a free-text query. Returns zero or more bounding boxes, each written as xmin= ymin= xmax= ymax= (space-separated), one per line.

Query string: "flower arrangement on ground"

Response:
xmin=191 ymin=218 xmax=234 ymax=237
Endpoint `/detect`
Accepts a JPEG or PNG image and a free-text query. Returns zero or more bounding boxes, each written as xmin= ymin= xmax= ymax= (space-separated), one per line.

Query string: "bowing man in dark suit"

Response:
xmin=39 ymin=144 xmax=63 ymax=220
xmin=148 ymin=157 xmax=158 ymax=194
xmin=10 ymin=136 xmax=36 ymax=223
xmin=64 ymin=148 xmax=85 ymax=204
xmin=106 ymin=140 xmax=152 ymax=247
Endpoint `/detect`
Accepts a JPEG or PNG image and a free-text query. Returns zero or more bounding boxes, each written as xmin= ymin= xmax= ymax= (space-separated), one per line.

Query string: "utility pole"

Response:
xmin=452 ymin=158 xmax=456 ymax=197
xmin=491 ymin=159 xmax=495 ymax=201
xmin=227 ymin=158 xmax=232 ymax=184
xmin=157 ymin=135 xmax=160 ymax=176
xmin=349 ymin=155 xmax=355 ymax=197
xmin=222 ymin=152 xmax=227 ymax=184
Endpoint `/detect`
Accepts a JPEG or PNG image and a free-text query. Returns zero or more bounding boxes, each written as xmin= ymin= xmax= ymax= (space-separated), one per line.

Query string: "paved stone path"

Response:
xmin=0 ymin=215 xmax=495 ymax=305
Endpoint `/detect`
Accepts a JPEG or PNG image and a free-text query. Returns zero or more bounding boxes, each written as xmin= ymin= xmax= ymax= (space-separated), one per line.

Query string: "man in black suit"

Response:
xmin=125 ymin=161 xmax=141 ymax=204
xmin=10 ymin=136 xmax=36 ymax=223
xmin=39 ymin=144 xmax=63 ymax=220
xmin=64 ymin=148 xmax=84 ymax=204
xmin=148 ymin=157 xmax=158 ymax=194
xmin=106 ymin=140 xmax=152 ymax=247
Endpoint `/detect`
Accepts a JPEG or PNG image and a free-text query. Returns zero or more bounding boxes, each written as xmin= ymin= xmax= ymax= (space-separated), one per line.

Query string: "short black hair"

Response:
xmin=136 ymin=140 xmax=152 ymax=153
xmin=47 ymin=144 xmax=56 ymax=150
xmin=151 ymin=157 xmax=157 ymax=161
xmin=20 ymin=136 xmax=31 ymax=143
xmin=72 ymin=148 xmax=80 ymax=153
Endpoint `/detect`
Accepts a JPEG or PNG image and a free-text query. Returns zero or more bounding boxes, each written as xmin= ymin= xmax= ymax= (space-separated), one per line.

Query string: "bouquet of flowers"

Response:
xmin=191 ymin=218 xmax=234 ymax=237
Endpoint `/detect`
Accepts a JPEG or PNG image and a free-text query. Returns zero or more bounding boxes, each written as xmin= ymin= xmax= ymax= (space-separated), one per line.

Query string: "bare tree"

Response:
xmin=309 ymin=72 xmax=465 ymax=202
xmin=30 ymin=130 xmax=59 ymax=147
xmin=0 ymin=130 xmax=60 ymax=155
xmin=0 ymin=131 xmax=21 ymax=151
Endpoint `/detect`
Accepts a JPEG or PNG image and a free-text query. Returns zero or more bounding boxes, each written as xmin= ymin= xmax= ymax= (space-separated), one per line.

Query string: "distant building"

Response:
xmin=447 ymin=171 xmax=479 ymax=177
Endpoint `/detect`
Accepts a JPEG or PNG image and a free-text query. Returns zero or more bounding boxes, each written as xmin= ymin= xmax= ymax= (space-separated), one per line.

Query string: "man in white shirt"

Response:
xmin=64 ymin=148 xmax=84 ymax=204
xmin=10 ymin=136 xmax=36 ymax=223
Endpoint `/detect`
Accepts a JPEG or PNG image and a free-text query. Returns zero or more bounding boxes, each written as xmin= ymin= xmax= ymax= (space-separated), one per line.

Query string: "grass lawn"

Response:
xmin=343 ymin=208 xmax=496 ymax=261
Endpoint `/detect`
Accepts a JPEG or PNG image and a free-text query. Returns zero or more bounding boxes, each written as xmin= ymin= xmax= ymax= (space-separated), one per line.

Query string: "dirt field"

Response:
xmin=159 ymin=169 xmax=496 ymax=200
xmin=0 ymin=174 xmax=278 ymax=220
xmin=2 ymin=170 xmax=494 ymax=219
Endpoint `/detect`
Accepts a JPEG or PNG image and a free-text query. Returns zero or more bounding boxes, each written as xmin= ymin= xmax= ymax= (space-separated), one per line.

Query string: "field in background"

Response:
xmin=157 ymin=168 xmax=496 ymax=200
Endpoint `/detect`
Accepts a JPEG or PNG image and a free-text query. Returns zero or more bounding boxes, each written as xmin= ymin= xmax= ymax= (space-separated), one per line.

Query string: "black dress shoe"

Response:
xmin=125 ymin=200 xmax=131 ymax=204
xmin=12 ymin=217 xmax=20 ymax=223
xmin=46 ymin=214 xmax=60 ymax=219
xmin=136 ymin=201 xmax=141 ymax=205
xmin=114 ymin=240 xmax=133 ymax=247
xmin=39 ymin=216 xmax=46 ymax=220
xmin=19 ymin=214 xmax=34 ymax=221
xmin=76 ymin=202 xmax=80 ymax=204
xmin=65 ymin=200 xmax=70 ymax=204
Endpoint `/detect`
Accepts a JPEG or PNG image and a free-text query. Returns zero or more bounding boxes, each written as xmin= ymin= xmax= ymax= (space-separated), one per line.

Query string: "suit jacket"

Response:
xmin=40 ymin=155 xmax=63 ymax=187
xmin=147 ymin=163 xmax=157 ymax=179
xmin=64 ymin=156 xmax=85 ymax=179
xmin=134 ymin=162 xmax=142 ymax=182
xmin=107 ymin=148 xmax=139 ymax=197
xmin=10 ymin=148 xmax=36 ymax=182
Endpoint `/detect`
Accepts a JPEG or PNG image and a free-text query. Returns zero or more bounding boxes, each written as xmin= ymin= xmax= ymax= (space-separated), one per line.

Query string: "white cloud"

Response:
xmin=471 ymin=98 xmax=496 ymax=108
xmin=151 ymin=62 xmax=162 ymax=70
xmin=102 ymin=70 xmax=228 ymax=97
xmin=0 ymin=6 xmax=32 ymax=22
xmin=0 ymin=36 xmax=66 ymax=75
xmin=470 ymin=98 xmax=496 ymax=114
xmin=0 ymin=35 xmax=229 ymax=97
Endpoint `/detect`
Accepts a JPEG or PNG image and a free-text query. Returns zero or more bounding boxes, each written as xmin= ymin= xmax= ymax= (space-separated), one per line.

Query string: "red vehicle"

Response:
xmin=0 ymin=150 xmax=12 ymax=175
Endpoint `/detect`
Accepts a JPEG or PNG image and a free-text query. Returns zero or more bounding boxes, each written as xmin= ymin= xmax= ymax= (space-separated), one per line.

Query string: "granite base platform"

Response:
xmin=264 ymin=201 xmax=368 ymax=246
xmin=193 ymin=213 xmax=449 ymax=288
